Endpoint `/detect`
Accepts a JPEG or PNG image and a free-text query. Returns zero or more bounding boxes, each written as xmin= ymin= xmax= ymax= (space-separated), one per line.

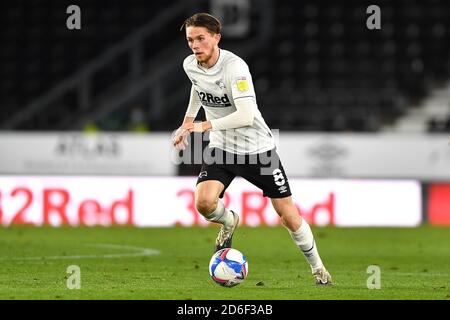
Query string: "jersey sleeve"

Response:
xmin=184 ymin=85 xmax=202 ymax=118
xmin=227 ymin=60 xmax=256 ymax=101
xmin=210 ymin=96 xmax=256 ymax=130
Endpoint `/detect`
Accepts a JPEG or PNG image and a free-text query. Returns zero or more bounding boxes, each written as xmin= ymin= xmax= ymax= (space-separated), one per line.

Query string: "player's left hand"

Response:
xmin=184 ymin=121 xmax=212 ymax=133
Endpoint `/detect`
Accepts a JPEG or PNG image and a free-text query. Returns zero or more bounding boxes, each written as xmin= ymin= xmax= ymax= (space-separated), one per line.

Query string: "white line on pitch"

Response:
xmin=0 ymin=243 xmax=161 ymax=261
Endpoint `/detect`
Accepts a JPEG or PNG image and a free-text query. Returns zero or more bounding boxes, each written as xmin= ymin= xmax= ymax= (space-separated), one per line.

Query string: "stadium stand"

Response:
xmin=0 ymin=0 xmax=448 ymax=132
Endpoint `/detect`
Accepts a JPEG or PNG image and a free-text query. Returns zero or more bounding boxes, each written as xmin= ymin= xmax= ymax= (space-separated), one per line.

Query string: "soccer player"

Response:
xmin=173 ymin=13 xmax=332 ymax=285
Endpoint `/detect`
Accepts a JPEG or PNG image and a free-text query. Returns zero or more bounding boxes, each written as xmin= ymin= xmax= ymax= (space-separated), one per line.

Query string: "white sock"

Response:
xmin=289 ymin=219 xmax=324 ymax=273
xmin=205 ymin=199 xmax=234 ymax=229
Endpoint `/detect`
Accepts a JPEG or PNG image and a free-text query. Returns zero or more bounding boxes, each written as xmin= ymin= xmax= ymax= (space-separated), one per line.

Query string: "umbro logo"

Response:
xmin=199 ymin=171 xmax=207 ymax=178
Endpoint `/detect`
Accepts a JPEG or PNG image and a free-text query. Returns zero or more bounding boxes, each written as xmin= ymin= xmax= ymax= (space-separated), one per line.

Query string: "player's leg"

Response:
xmin=195 ymin=180 xmax=227 ymax=218
xmin=271 ymin=196 xmax=332 ymax=285
xmin=195 ymin=147 xmax=239 ymax=252
xmin=239 ymin=148 xmax=331 ymax=284
xmin=195 ymin=179 xmax=239 ymax=252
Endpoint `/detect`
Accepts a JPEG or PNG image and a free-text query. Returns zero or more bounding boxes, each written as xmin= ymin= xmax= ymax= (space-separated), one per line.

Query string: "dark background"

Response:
xmin=0 ymin=0 xmax=448 ymax=133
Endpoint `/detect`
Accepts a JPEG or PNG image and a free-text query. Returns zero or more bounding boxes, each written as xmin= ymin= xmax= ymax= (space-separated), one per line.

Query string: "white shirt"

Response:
xmin=183 ymin=49 xmax=275 ymax=155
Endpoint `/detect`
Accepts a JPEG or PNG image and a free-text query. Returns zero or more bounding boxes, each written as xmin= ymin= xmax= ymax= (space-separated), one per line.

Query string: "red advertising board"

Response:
xmin=428 ymin=184 xmax=450 ymax=225
xmin=0 ymin=176 xmax=422 ymax=227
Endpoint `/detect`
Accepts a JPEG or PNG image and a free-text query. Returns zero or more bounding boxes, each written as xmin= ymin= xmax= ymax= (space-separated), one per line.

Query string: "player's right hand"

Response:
xmin=172 ymin=126 xmax=190 ymax=150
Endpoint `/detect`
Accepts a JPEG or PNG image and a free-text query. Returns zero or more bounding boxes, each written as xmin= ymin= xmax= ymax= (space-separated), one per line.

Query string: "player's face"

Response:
xmin=186 ymin=26 xmax=221 ymax=66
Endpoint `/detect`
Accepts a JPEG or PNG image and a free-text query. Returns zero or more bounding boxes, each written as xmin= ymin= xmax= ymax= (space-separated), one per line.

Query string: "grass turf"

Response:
xmin=0 ymin=226 xmax=449 ymax=300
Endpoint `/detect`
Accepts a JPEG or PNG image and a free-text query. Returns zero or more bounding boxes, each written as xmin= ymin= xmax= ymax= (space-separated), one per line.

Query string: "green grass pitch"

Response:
xmin=0 ymin=226 xmax=449 ymax=300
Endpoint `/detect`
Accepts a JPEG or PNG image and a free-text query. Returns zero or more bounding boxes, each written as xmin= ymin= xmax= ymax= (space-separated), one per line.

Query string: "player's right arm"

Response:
xmin=173 ymin=86 xmax=202 ymax=150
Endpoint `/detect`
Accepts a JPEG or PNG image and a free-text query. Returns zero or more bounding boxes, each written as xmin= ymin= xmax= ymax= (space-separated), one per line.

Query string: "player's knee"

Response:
xmin=196 ymin=198 xmax=217 ymax=216
xmin=281 ymin=214 xmax=301 ymax=232
xmin=272 ymin=198 xmax=301 ymax=231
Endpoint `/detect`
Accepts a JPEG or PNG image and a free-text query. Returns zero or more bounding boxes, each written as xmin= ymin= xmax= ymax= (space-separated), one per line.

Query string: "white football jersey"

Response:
xmin=183 ymin=49 xmax=275 ymax=155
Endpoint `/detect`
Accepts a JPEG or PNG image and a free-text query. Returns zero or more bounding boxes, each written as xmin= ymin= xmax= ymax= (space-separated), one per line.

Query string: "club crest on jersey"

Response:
xmin=236 ymin=77 xmax=249 ymax=92
xmin=196 ymin=90 xmax=232 ymax=108
xmin=215 ymin=79 xmax=226 ymax=89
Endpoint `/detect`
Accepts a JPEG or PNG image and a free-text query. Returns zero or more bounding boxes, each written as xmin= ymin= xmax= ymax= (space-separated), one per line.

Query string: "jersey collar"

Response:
xmin=197 ymin=48 xmax=223 ymax=73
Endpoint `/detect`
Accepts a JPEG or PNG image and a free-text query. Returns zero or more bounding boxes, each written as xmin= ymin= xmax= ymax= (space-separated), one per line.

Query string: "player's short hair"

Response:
xmin=180 ymin=13 xmax=222 ymax=35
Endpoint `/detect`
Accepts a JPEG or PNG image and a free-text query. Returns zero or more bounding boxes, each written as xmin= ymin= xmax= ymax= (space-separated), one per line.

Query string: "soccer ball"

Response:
xmin=209 ymin=248 xmax=248 ymax=287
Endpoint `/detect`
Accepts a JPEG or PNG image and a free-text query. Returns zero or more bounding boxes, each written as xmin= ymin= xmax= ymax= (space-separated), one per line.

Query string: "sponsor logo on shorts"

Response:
xmin=199 ymin=171 xmax=208 ymax=178
xmin=278 ymin=185 xmax=288 ymax=193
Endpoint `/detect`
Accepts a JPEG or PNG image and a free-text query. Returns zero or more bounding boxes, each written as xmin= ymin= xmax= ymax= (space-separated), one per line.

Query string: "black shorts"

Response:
xmin=196 ymin=147 xmax=292 ymax=199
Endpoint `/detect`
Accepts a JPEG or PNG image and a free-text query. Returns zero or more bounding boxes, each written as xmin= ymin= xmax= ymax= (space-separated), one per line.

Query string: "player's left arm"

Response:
xmin=187 ymin=61 xmax=256 ymax=133
xmin=186 ymin=98 xmax=256 ymax=133
xmin=208 ymin=97 xmax=256 ymax=130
